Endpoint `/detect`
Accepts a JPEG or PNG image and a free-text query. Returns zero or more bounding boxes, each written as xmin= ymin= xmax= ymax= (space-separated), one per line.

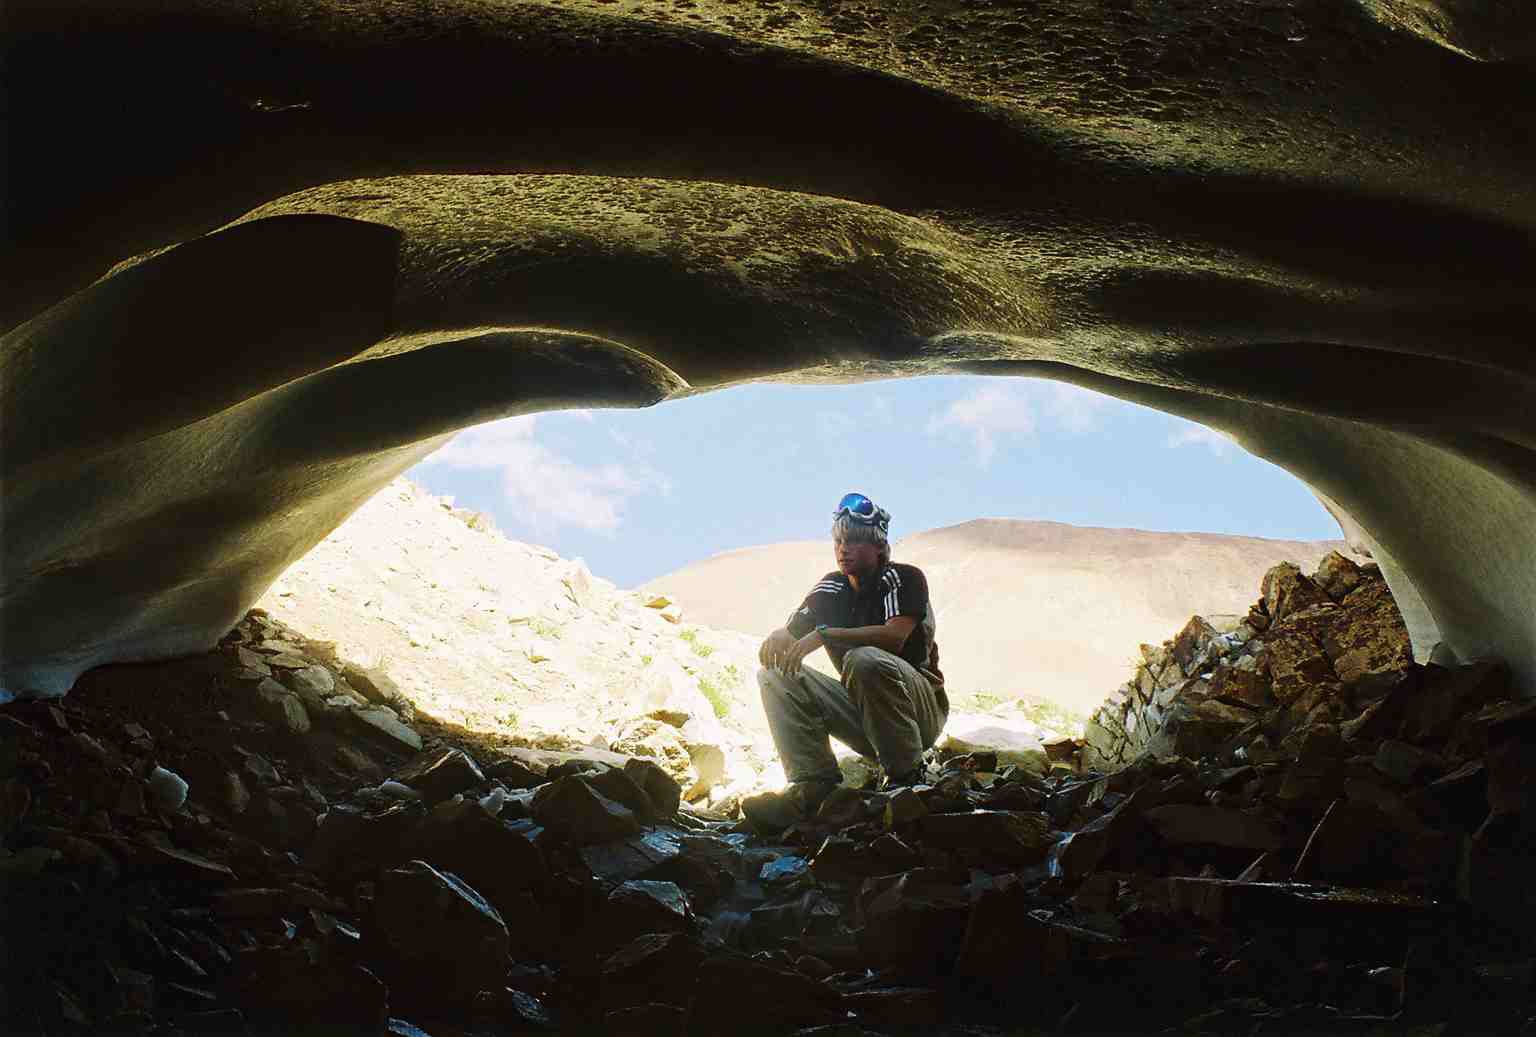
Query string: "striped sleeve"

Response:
xmin=786 ymin=574 xmax=843 ymax=637
xmin=881 ymin=565 xmax=929 ymax=622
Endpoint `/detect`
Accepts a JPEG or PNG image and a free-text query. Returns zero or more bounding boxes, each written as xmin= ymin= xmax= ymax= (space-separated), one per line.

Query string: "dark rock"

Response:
xmin=1340 ymin=680 xmax=1413 ymax=743
xmin=547 ymin=758 xmax=610 ymax=781
xmin=1144 ymin=699 xmax=1252 ymax=760
xmin=1293 ymin=799 xmax=1455 ymax=887
xmin=530 ymin=776 xmax=641 ymax=845
xmin=914 ymin=810 xmax=1054 ymax=862
xmin=1056 ymin=792 xmax=1150 ymax=880
xmin=605 ymin=1003 xmax=689 ymax=1036
xmin=958 ymin=882 xmax=1131 ymax=979
xmin=211 ymin=887 xmax=292 ymax=919
xmin=1450 ymin=698 xmax=1536 ymax=759
xmin=881 ymin=788 xmax=928 ymax=828
xmin=115 ymin=778 xmax=146 ymax=816
xmin=1484 ymin=736 xmax=1536 ymax=815
xmin=1 ymin=779 xmax=33 ymax=840
xmin=587 ymin=766 xmax=660 ymax=823
xmin=393 ymin=749 xmax=485 ymax=803
xmin=305 ymin=801 xmax=422 ymax=878
xmin=843 ymin=987 xmax=945 ymax=1026
xmin=178 ymin=1009 xmax=247 ymax=1034
xmin=579 ymin=829 xmax=681 ymax=883
xmin=602 ymin=932 xmax=705 ymax=1011
xmin=748 ymin=887 xmax=842 ymax=948
xmin=597 ymin=879 xmax=693 ymax=952
xmin=236 ymin=748 xmax=279 ymax=786
xmin=857 ymin=869 xmax=971 ymax=969
xmin=1292 ymin=800 xmax=1381 ymax=883
xmin=1344 ymin=776 xmax=1435 ymax=835
xmin=811 ymin=835 xmax=884 ymax=885
xmin=487 ymin=757 xmax=547 ymax=789
xmin=687 ymin=955 xmax=844 ymax=1034
xmin=407 ymin=797 xmax=548 ymax=924
xmin=1372 ymin=740 xmax=1443 ymax=784
xmin=141 ymin=842 xmax=237 ymax=883
xmin=472 ymin=987 xmax=555 ymax=1031
xmin=1419 ymin=759 xmax=1488 ymax=831
xmin=1463 ymin=811 xmax=1536 ymax=913
xmin=624 ymin=758 xmax=682 ymax=818
xmin=1142 ymin=805 xmax=1285 ymax=851
xmin=1167 ymin=876 xmax=1438 ymax=933
xmin=1402 ymin=660 xmax=1509 ymax=743
xmin=374 ymin=859 xmax=510 ymax=1005
xmin=229 ymin=946 xmax=389 ymax=1030
xmin=648 ymin=834 xmax=738 ymax=909
xmin=760 ymin=854 xmax=810 ymax=885
xmin=979 ymin=781 xmax=1046 ymax=811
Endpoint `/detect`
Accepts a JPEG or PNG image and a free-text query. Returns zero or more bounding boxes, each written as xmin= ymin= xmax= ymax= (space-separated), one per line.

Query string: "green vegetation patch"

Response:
xmin=951 ymin=689 xmax=1006 ymax=713
xmin=679 ymin=628 xmax=715 ymax=658
xmin=698 ymin=676 xmax=731 ymax=719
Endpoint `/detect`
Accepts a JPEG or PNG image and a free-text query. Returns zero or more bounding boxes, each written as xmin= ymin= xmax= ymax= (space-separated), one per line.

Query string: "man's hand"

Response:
xmin=780 ymin=630 xmax=825 ymax=676
xmin=759 ymin=628 xmax=797 ymax=670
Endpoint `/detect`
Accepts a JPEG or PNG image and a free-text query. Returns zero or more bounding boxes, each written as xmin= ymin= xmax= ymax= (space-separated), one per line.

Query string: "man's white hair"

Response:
xmin=831 ymin=514 xmax=890 ymax=565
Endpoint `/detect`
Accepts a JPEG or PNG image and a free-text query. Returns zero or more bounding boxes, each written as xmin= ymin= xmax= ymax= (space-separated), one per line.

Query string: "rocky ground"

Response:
xmin=5 ymin=548 xmax=1536 ymax=1035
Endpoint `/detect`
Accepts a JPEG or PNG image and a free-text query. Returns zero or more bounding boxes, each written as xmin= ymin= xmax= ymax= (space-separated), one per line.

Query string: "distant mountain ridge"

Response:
xmin=642 ymin=519 xmax=1351 ymax=710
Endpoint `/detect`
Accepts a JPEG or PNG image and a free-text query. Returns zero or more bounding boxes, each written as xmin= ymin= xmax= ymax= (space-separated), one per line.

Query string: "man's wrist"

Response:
xmin=815 ymin=623 xmax=832 ymax=642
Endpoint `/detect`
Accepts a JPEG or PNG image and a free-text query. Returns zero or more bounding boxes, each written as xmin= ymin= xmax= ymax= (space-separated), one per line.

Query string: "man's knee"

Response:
xmin=758 ymin=666 xmax=793 ymax=704
xmin=843 ymin=646 xmax=901 ymax=687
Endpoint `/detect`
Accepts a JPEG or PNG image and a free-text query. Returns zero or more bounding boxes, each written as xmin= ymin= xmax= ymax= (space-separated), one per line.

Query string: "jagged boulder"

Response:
xmin=394 ymin=748 xmax=486 ymax=803
xmin=1261 ymin=563 xmax=1332 ymax=626
xmin=530 ymin=775 xmax=641 ymax=845
xmin=373 ymin=859 xmax=511 ymax=1005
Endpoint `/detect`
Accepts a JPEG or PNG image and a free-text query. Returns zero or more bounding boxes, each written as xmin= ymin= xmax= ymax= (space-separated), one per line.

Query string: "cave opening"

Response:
xmin=4 ymin=0 xmax=1536 ymax=1028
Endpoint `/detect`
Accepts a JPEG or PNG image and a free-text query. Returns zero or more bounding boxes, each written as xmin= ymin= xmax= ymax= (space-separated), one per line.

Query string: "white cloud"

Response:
xmin=421 ymin=415 xmax=667 ymax=534
xmin=1043 ymin=382 xmax=1112 ymax=435
xmin=1165 ymin=423 xmax=1235 ymax=457
xmin=923 ymin=380 xmax=1116 ymax=465
xmin=925 ymin=386 xmax=1038 ymax=466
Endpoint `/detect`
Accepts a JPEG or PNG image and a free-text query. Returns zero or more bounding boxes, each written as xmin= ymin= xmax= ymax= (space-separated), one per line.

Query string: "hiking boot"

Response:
xmin=785 ymin=777 xmax=841 ymax=814
xmin=742 ymin=777 xmax=840 ymax=834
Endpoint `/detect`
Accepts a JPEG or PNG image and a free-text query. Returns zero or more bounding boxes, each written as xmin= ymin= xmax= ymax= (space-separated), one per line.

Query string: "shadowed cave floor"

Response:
xmin=5 ymin=559 xmax=1536 ymax=1036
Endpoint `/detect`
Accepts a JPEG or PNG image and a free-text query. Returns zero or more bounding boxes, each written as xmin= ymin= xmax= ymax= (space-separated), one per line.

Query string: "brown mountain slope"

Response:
xmin=643 ymin=520 xmax=1350 ymax=711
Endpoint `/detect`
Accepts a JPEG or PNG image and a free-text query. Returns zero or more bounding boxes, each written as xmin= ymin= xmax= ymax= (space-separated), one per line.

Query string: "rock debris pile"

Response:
xmin=4 ymin=553 xmax=1536 ymax=1035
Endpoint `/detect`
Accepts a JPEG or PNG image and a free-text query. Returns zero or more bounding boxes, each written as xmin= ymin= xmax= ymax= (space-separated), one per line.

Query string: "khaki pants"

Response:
xmin=758 ymin=646 xmax=948 ymax=783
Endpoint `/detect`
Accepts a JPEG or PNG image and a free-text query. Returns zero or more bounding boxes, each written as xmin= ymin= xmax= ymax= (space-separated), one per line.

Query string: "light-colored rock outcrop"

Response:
xmin=1083 ymin=553 xmax=1415 ymax=771
xmin=3 ymin=1 xmax=1534 ymax=701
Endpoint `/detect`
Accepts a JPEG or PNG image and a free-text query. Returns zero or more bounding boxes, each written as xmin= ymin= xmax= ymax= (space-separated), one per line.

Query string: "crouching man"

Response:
xmin=757 ymin=492 xmax=948 ymax=813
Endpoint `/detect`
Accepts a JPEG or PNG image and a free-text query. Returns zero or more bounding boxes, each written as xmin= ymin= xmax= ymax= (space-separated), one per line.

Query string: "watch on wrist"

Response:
xmin=815 ymin=624 xmax=830 ymax=640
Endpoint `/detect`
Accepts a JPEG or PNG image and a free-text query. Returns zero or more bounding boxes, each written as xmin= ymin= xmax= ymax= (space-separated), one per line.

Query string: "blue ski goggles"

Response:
xmin=834 ymin=492 xmax=890 ymax=534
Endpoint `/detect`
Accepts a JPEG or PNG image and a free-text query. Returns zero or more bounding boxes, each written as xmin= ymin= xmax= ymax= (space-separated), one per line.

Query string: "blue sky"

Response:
xmin=408 ymin=376 xmax=1341 ymax=588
